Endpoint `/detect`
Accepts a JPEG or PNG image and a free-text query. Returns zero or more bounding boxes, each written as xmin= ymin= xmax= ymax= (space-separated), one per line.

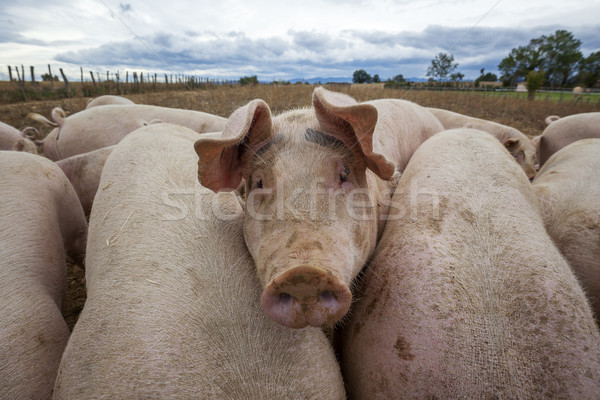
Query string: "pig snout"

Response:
xmin=261 ymin=265 xmax=352 ymax=329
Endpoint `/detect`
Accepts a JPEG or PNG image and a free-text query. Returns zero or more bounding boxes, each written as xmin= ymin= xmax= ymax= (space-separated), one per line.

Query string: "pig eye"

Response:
xmin=251 ymin=173 xmax=264 ymax=190
xmin=339 ymin=164 xmax=350 ymax=183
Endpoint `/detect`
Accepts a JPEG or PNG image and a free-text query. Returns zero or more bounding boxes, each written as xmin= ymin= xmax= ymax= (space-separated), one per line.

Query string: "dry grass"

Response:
xmin=1 ymin=84 xmax=598 ymax=139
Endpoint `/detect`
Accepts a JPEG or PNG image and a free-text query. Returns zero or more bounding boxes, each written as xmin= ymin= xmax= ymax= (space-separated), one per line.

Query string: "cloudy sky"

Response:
xmin=1 ymin=0 xmax=599 ymax=82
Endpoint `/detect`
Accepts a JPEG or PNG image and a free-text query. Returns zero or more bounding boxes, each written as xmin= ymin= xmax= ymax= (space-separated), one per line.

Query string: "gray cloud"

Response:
xmin=120 ymin=3 xmax=133 ymax=13
xmin=53 ymin=24 xmax=600 ymax=81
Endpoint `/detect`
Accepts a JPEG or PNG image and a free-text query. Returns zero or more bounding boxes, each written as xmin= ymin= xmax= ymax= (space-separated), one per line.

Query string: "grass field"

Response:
xmin=1 ymin=83 xmax=599 ymax=141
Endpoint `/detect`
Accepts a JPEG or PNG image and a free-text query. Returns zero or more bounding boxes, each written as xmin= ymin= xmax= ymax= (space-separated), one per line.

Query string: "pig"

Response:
xmin=545 ymin=115 xmax=560 ymax=125
xmin=194 ymin=87 xmax=444 ymax=328
xmin=532 ymin=138 xmax=600 ymax=321
xmin=427 ymin=107 xmax=537 ymax=179
xmin=0 ymin=151 xmax=87 ymax=399
xmin=56 ymin=145 xmax=116 ymax=215
xmin=537 ymin=112 xmax=600 ymax=167
xmin=340 ymin=129 xmax=600 ymax=399
xmin=86 ymin=94 xmax=134 ymax=108
xmin=0 ymin=120 xmax=38 ymax=153
xmin=53 ymin=124 xmax=346 ymax=399
xmin=31 ymin=104 xmax=227 ymax=160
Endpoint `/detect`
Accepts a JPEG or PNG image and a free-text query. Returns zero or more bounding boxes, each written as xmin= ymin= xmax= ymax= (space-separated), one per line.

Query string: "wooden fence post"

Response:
xmin=59 ymin=68 xmax=70 ymax=97
xmin=30 ymin=66 xmax=35 ymax=84
xmin=8 ymin=66 xmax=13 ymax=82
xmin=90 ymin=71 xmax=96 ymax=87
xmin=49 ymin=65 xmax=55 ymax=87
xmin=14 ymin=65 xmax=27 ymax=101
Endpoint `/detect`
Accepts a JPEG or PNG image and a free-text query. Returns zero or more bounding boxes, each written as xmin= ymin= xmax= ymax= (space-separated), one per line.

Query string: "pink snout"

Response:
xmin=261 ymin=265 xmax=352 ymax=329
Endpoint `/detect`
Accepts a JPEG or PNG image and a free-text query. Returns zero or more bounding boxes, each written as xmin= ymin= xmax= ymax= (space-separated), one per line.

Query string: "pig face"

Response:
xmin=194 ymin=88 xmax=396 ymax=328
xmin=504 ymin=137 xmax=537 ymax=180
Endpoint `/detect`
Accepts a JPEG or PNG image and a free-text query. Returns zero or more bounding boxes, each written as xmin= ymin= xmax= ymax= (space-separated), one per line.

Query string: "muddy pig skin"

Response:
xmin=53 ymin=124 xmax=345 ymax=399
xmin=194 ymin=87 xmax=444 ymax=328
xmin=0 ymin=151 xmax=87 ymax=399
xmin=341 ymin=129 xmax=600 ymax=399
xmin=532 ymin=138 xmax=600 ymax=322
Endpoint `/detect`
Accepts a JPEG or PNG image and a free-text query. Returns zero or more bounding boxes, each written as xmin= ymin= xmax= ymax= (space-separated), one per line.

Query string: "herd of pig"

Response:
xmin=1 ymin=88 xmax=599 ymax=399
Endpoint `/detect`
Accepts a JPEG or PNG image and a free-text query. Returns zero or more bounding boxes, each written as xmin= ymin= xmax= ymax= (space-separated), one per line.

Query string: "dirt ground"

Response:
xmin=63 ymin=259 xmax=86 ymax=331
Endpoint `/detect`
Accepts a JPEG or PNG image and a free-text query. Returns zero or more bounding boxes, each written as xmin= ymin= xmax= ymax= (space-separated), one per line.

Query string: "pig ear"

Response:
xmin=504 ymin=138 xmax=520 ymax=149
xmin=194 ymin=99 xmax=273 ymax=192
xmin=312 ymin=87 xmax=396 ymax=180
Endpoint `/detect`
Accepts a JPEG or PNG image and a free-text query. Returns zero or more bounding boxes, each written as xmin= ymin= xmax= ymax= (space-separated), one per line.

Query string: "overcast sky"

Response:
xmin=1 ymin=0 xmax=599 ymax=82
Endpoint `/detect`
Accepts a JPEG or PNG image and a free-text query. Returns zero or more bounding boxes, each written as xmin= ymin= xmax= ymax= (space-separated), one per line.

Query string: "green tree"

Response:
xmin=41 ymin=73 xmax=59 ymax=82
xmin=499 ymin=30 xmax=582 ymax=87
xmin=239 ymin=75 xmax=258 ymax=85
xmin=392 ymin=74 xmax=406 ymax=84
xmin=474 ymin=68 xmax=498 ymax=86
xmin=498 ymin=37 xmax=545 ymax=86
xmin=577 ymin=51 xmax=600 ymax=87
xmin=526 ymin=70 xmax=545 ymax=100
xmin=426 ymin=52 xmax=458 ymax=81
xmin=450 ymin=72 xmax=464 ymax=82
xmin=352 ymin=69 xmax=372 ymax=83
xmin=539 ymin=30 xmax=582 ymax=86
xmin=372 ymin=74 xmax=381 ymax=83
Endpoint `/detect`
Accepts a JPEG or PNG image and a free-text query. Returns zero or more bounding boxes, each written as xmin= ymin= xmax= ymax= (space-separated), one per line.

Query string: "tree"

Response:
xmin=498 ymin=37 xmax=545 ymax=86
xmin=239 ymin=75 xmax=258 ymax=85
xmin=426 ymin=52 xmax=458 ymax=81
xmin=475 ymin=68 xmax=499 ymax=86
xmin=539 ymin=30 xmax=582 ymax=86
xmin=392 ymin=74 xmax=406 ymax=84
xmin=498 ymin=30 xmax=583 ymax=87
xmin=384 ymin=74 xmax=407 ymax=88
xmin=577 ymin=51 xmax=600 ymax=87
xmin=352 ymin=69 xmax=372 ymax=83
xmin=450 ymin=72 xmax=464 ymax=82
xmin=41 ymin=73 xmax=58 ymax=82
xmin=526 ymin=70 xmax=545 ymax=100
xmin=372 ymin=74 xmax=381 ymax=83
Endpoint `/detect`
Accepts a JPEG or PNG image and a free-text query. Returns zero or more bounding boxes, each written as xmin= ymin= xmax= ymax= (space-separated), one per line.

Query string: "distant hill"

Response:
xmin=288 ymin=77 xmax=429 ymax=84
xmin=288 ymin=77 xmax=352 ymax=84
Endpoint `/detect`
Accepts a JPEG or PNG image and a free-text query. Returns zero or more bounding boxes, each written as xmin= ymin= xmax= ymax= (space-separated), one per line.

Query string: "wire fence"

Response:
xmin=1 ymin=64 xmax=239 ymax=104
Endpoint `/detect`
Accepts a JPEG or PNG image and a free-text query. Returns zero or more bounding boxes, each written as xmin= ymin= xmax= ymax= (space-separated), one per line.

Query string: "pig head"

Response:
xmin=194 ymin=88 xmax=396 ymax=328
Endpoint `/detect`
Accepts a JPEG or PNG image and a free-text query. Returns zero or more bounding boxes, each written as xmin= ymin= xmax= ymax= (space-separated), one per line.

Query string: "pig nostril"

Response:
xmin=319 ymin=290 xmax=334 ymax=301
xmin=279 ymin=293 xmax=292 ymax=304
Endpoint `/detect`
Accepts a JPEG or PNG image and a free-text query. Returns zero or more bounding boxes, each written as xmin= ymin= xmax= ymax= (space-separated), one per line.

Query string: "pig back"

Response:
xmin=0 ymin=151 xmax=85 ymax=400
xmin=342 ymin=129 xmax=600 ymax=399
